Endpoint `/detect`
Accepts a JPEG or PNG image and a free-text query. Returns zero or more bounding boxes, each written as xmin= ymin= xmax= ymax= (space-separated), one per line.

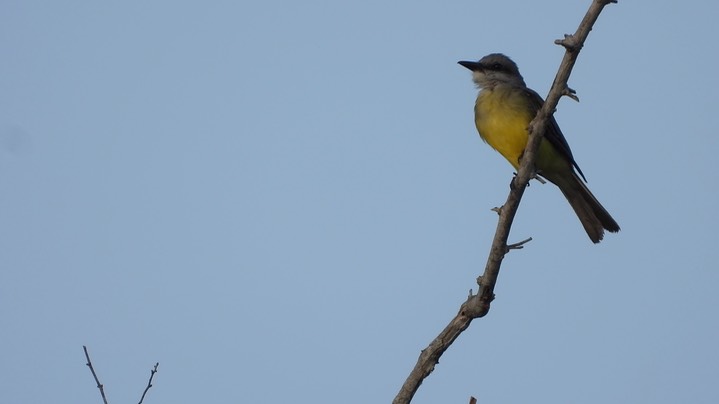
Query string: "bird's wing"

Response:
xmin=523 ymin=88 xmax=587 ymax=182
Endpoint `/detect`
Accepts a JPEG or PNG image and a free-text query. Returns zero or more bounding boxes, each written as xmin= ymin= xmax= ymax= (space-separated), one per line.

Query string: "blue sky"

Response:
xmin=2 ymin=1 xmax=718 ymax=403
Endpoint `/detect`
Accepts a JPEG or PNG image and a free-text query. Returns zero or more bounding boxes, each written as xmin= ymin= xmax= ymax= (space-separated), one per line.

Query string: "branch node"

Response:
xmin=510 ymin=173 xmax=528 ymax=190
xmin=555 ymin=34 xmax=581 ymax=52
xmin=491 ymin=206 xmax=502 ymax=215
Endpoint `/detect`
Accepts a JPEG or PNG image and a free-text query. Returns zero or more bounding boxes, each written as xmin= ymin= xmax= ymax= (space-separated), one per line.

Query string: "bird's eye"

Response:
xmin=492 ymin=63 xmax=502 ymax=71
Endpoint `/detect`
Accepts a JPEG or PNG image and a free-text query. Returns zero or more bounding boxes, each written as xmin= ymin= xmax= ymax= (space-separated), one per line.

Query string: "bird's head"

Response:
xmin=458 ymin=53 xmax=526 ymax=89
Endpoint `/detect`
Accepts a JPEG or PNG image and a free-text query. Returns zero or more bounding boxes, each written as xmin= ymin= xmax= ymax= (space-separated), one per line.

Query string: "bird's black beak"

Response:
xmin=458 ymin=60 xmax=482 ymax=71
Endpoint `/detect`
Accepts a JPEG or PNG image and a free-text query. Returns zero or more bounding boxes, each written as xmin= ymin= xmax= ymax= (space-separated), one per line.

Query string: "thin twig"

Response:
xmin=83 ymin=345 xmax=109 ymax=404
xmin=392 ymin=1 xmax=617 ymax=403
xmin=138 ymin=363 xmax=159 ymax=404
xmin=506 ymin=237 xmax=533 ymax=252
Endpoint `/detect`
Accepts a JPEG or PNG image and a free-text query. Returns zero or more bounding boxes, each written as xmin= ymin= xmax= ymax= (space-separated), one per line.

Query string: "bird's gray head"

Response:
xmin=458 ymin=53 xmax=526 ymax=89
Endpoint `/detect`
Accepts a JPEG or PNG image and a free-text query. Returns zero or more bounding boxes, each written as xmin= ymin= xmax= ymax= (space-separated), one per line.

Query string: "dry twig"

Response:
xmin=83 ymin=345 xmax=109 ymax=404
xmin=138 ymin=363 xmax=160 ymax=404
xmin=83 ymin=346 xmax=160 ymax=404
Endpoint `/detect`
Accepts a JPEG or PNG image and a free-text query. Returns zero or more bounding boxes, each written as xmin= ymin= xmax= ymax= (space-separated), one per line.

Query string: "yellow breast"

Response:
xmin=474 ymin=88 xmax=535 ymax=169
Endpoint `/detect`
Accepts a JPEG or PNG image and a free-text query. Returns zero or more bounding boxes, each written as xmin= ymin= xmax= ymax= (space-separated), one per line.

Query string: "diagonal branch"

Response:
xmin=137 ymin=363 xmax=160 ymax=404
xmin=392 ymin=1 xmax=617 ymax=403
xmin=83 ymin=345 xmax=110 ymax=404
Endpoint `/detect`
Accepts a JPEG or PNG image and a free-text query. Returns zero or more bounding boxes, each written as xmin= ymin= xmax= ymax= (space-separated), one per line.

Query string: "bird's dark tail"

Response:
xmin=549 ymin=171 xmax=620 ymax=243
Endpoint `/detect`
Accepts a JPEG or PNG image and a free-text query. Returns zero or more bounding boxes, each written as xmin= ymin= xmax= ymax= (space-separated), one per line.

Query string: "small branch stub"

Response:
xmin=506 ymin=237 xmax=533 ymax=252
xmin=563 ymin=86 xmax=580 ymax=102
xmin=531 ymin=174 xmax=547 ymax=185
xmin=555 ymin=34 xmax=581 ymax=51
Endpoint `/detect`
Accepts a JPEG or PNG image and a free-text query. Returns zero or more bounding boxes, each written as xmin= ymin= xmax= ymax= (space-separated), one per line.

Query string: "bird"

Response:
xmin=458 ymin=53 xmax=619 ymax=243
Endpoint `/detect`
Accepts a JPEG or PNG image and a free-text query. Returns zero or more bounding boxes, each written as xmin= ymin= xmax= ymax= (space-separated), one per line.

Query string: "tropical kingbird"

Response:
xmin=458 ymin=53 xmax=619 ymax=243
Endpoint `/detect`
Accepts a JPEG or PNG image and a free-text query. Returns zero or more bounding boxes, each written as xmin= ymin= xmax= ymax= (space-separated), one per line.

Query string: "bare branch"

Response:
xmin=137 ymin=363 xmax=159 ymax=404
xmin=83 ymin=345 xmax=109 ymax=404
xmin=392 ymin=1 xmax=617 ymax=403
xmin=83 ymin=346 xmax=159 ymax=404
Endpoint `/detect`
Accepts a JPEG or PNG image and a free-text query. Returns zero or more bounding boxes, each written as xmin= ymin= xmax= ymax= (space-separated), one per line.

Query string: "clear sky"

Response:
xmin=2 ymin=1 xmax=718 ymax=403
